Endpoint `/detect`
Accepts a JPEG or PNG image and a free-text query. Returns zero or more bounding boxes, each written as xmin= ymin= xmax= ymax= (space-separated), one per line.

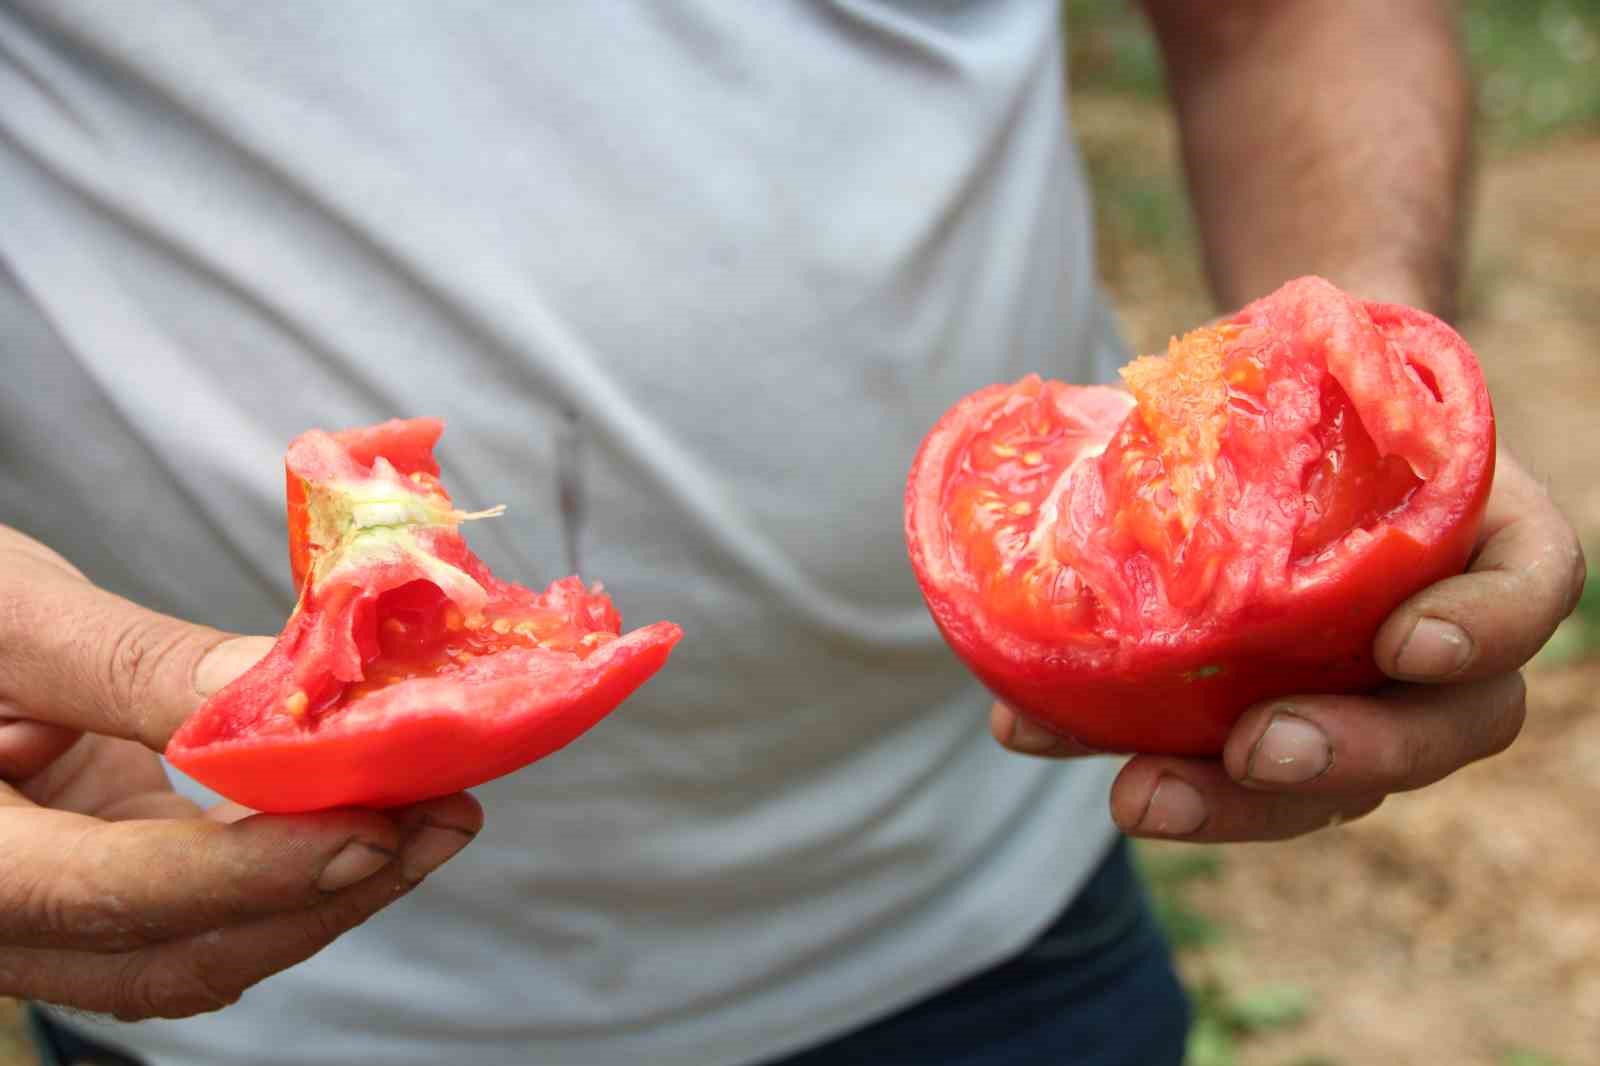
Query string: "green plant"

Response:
xmin=1064 ymin=0 xmax=1165 ymax=98
xmin=1138 ymin=845 xmax=1224 ymax=949
xmin=1501 ymin=1048 xmax=1569 ymax=1066
xmin=1064 ymin=1 xmax=1600 ymax=149
xmin=1465 ymin=0 xmax=1600 ymax=148
xmin=1185 ymin=977 xmax=1316 ymax=1066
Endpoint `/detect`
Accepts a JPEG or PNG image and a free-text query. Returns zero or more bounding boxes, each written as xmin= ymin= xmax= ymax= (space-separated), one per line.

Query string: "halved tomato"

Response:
xmin=905 ymin=277 xmax=1494 ymax=755
xmin=168 ymin=419 xmax=682 ymax=812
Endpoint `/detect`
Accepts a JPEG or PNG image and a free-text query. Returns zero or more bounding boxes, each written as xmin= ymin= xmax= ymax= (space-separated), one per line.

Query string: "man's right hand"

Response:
xmin=0 ymin=526 xmax=481 ymax=1020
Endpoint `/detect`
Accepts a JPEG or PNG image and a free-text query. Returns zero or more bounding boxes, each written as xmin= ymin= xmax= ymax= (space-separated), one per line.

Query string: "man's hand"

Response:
xmin=992 ymin=449 xmax=1586 ymax=841
xmin=0 ymin=527 xmax=481 ymax=1019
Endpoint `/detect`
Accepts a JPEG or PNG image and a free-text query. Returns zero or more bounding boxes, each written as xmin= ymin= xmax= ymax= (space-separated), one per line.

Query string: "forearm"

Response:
xmin=1143 ymin=0 xmax=1472 ymax=317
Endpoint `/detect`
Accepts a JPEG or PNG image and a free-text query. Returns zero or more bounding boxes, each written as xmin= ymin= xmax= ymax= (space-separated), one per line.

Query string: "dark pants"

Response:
xmin=32 ymin=838 xmax=1189 ymax=1066
xmin=767 ymin=836 xmax=1191 ymax=1066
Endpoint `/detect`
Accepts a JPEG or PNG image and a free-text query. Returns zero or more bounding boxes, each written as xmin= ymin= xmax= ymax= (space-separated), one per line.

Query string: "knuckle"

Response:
xmin=322 ymin=875 xmax=411 ymax=943
xmin=22 ymin=867 xmax=87 ymax=945
xmin=0 ymin=587 xmax=45 ymax=698
xmin=112 ymin=950 xmax=243 ymax=1021
xmin=1481 ymin=674 xmax=1528 ymax=760
xmin=99 ymin=610 xmax=190 ymax=735
xmin=0 ymin=950 xmax=43 ymax=1002
xmin=1563 ymin=539 xmax=1589 ymax=618
xmin=1376 ymin=727 xmax=1427 ymax=789
xmin=1338 ymin=794 xmax=1386 ymax=827
xmin=2 ymin=865 xmax=69 ymax=945
xmin=1262 ymin=795 xmax=1332 ymax=841
xmin=12 ymin=827 xmax=151 ymax=952
xmin=314 ymin=885 xmax=399 ymax=941
xmin=311 ymin=904 xmax=360 ymax=944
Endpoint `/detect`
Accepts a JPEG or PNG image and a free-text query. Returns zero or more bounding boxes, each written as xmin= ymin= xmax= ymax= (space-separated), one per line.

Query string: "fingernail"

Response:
xmin=1246 ymin=712 xmax=1332 ymax=785
xmin=1393 ymin=617 xmax=1472 ymax=680
xmin=317 ymin=839 xmax=396 ymax=893
xmin=402 ymin=822 xmax=475 ymax=882
xmin=194 ymin=637 xmax=275 ymax=698
xmin=1137 ymin=775 xmax=1208 ymax=836
xmin=1008 ymin=714 xmax=1070 ymax=755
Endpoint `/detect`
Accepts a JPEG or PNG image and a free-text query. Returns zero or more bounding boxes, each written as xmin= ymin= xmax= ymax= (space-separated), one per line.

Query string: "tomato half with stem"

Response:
xmin=168 ymin=419 xmax=682 ymax=813
xmin=905 ymin=277 xmax=1495 ymax=755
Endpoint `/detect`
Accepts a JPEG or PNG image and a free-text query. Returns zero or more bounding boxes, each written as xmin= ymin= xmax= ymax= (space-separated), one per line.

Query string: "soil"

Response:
xmin=3 ymin=100 xmax=1597 ymax=1066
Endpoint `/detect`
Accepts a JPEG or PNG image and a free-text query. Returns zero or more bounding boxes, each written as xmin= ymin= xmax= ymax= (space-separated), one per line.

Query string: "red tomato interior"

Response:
xmin=944 ymin=378 xmax=1112 ymax=643
xmin=1290 ymin=379 xmax=1424 ymax=560
xmin=941 ymin=315 xmax=1438 ymax=644
xmin=906 ymin=277 xmax=1493 ymax=756
xmin=338 ymin=579 xmax=620 ymax=708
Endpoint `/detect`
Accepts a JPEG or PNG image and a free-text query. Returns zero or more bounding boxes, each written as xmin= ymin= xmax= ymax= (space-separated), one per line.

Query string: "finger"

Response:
xmin=15 ymin=734 xmax=171 ymax=814
xmin=205 ymin=800 xmax=260 ymax=824
xmin=0 ymin=805 xmax=404 ymax=952
xmin=0 ymin=529 xmax=87 ymax=580
xmin=0 ymin=794 xmax=482 ymax=1020
xmin=1375 ymin=450 xmax=1586 ymax=683
xmin=1221 ymin=673 xmax=1526 ymax=794
xmin=0 ymin=718 xmax=80 ymax=781
xmin=989 ymin=702 xmax=1102 ymax=758
xmin=96 ymin=791 xmax=208 ymax=822
xmin=0 ymin=557 xmax=274 ymax=748
xmin=1109 ymin=758 xmax=1385 ymax=843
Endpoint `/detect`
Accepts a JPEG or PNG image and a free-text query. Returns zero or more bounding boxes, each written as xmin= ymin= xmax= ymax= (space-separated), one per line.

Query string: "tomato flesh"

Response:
xmin=1291 ymin=380 xmax=1423 ymax=561
xmin=336 ymin=578 xmax=620 ymax=706
xmin=168 ymin=419 xmax=681 ymax=812
xmin=945 ymin=378 xmax=1117 ymax=642
xmin=906 ymin=277 xmax=1495 ymax=755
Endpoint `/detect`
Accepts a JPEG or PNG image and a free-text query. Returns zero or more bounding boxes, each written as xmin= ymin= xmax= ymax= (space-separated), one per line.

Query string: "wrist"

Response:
xmin=1217 ymin=261 xmax=1454 ymax=323
xmin=1322 ymin=264 xmax=1454 ymax=320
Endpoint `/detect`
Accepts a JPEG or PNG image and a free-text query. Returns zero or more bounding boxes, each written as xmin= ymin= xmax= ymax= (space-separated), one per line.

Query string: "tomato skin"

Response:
xmin=169 ymin=419 xmax=682 ymax=812
xmin=167 ymin=619 xmax=680 ymax=812
xmin=905 ymin=279 xmax=1494 ymax=756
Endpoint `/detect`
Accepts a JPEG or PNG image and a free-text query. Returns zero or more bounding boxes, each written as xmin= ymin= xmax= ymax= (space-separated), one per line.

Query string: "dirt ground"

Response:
xmin=3 ymin=105 xmax=1597 ymax=1066
xmin=1085 ymin=97 xmax=1600 ymax=1065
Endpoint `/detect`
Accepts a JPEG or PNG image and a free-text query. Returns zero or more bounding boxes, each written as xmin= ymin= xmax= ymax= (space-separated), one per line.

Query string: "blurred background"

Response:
xmin=4 ymin=3 xmax=1598 ymax=1065
xmin=1067 ymin=1 xmax=1600 ymax=1064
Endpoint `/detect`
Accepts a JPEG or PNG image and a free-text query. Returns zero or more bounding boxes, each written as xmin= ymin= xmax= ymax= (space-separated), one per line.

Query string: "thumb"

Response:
xmin=0 ymin=555 xmax=273 ymax=750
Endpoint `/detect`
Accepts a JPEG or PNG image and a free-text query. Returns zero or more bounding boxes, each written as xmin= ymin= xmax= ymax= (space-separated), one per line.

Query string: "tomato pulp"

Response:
xmin=905 ymin=277 xmax=1495 ymax=755
xmin=168 ymin=418 xmax=682 ymax=812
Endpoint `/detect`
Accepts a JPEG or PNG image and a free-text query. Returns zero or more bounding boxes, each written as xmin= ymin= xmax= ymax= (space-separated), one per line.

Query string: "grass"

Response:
xmin=1501 ymin=1051 xmax=1570 ymax=1066
xmin=1140 ymin=846 xmax=1323 ymax=1066
xmin=1066 ymin=0 xmax=1600 ymax=150
xmin=1064 ymin=0 xmax=1166 ymax=99
xmin=1465 ymin=0 xmax=1600 ymax=149
xmin=1184 ymin=980 xmax=1316 ymax=1066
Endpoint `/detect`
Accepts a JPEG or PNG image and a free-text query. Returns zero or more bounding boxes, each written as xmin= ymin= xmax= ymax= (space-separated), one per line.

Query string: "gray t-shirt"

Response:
xmin=1 ymin=3 xmax=1127 ymax=1064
